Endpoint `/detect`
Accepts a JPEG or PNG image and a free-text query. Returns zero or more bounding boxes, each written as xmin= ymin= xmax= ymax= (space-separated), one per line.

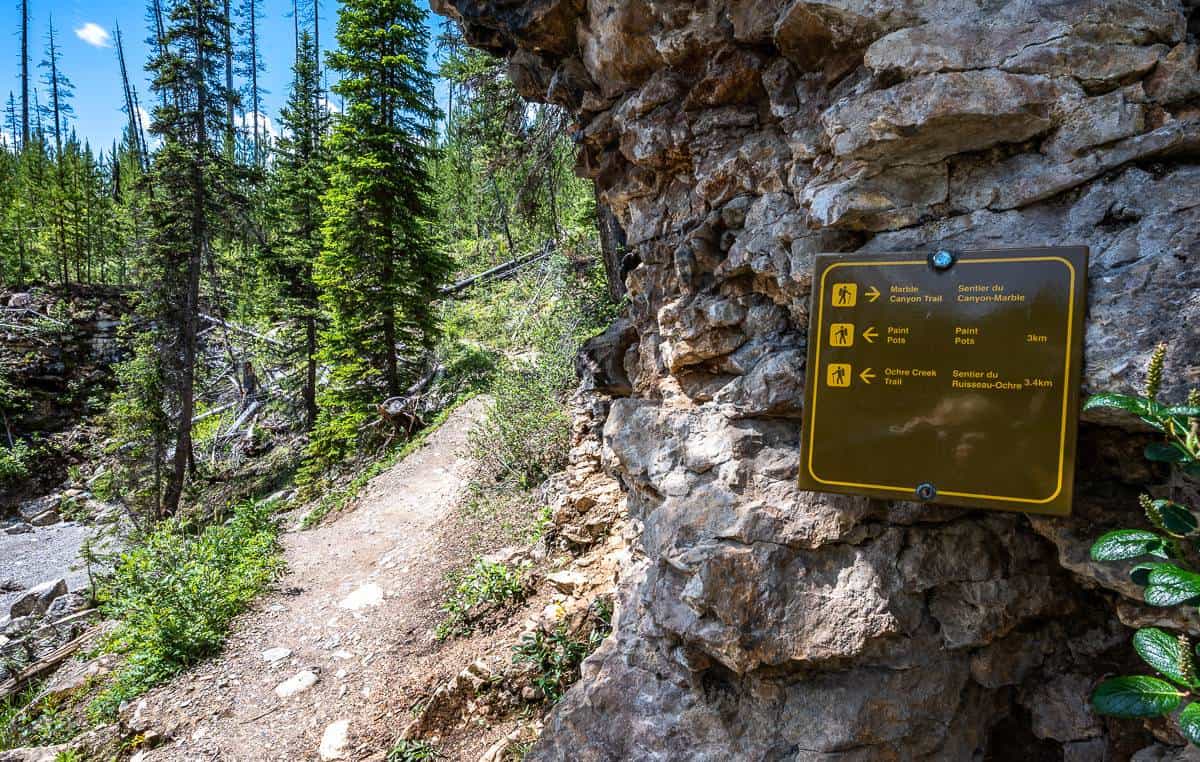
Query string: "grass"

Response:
xmin=86 ymin=498 xmax=283 ymax=721
xmin=435 ymin=558 xmax=530 ymax=640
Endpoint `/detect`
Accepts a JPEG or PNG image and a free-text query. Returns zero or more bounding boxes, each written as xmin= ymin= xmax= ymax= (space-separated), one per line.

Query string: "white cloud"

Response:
xmin=74 ymin=22 xmax=111 ymax=48
xmin=237 ymin=111 xmax=281 ymax=143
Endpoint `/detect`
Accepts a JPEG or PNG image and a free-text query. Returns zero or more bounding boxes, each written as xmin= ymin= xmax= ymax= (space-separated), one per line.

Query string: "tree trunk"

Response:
xmin=19 ymin=0 xmax=29 ymax=147
xmin=304 ymin=314 xmax=317 ymax=429
xmin=164 ymin=0 xmax=209 ymax=515
xmin=223 ymin=0 xmax=235 ymax=154
xmin=250 ymin=0 xmax=260 ymax=164
xmin=594 ymin=187 xmax=626 ymax=301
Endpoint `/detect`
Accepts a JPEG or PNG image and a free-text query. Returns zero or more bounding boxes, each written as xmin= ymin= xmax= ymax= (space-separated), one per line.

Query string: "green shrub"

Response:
xmin=0 ymin=439 xmax=31 ymax=484
xmin=1088 ymin=343 xmax=1200 ymax=741
xmin=470 ymin=355 xmax=574 ymax=488
xmin=435 ymin=558 xmax=529 ymax=639
xmin=87 ymin=499 xmax=283 ymax=720
xmin=387 ymin=739 xmax=440 ymax=761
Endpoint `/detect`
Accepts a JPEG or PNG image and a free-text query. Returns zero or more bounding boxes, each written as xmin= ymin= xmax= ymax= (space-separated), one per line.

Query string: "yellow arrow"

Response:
xmin=859 ymin=368 xmax=876 ymax=384
xmin=865 ymin=286 xmax=881 ymax=303
xmin=862 ymin=326 xmax=878 ymax=344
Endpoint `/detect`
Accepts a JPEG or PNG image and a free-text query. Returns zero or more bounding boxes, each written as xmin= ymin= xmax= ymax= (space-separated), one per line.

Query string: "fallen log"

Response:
xmin=440 ymin=242 xmax=555 ymax=297
xmin=0 ymin=631 xmax=91 ymax=701
xmin=199 ymin=313 xmax=287 ymax=349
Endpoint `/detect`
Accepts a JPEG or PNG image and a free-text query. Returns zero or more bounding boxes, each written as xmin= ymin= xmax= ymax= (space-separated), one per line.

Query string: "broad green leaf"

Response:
xmin=1091 ymin=530 xmax=1166 ymax=561
xmin=1145 ymin=565 xmax=1200 ymax=606
xmin=1146 ymin=442 xmax=1191 ymax=463
xmin=1084 ymin=393 xmax=1155 ymax=416
xmin=1180 ymin=702 xmax=1200 ymax=746
xmin=1133 ymin=628 xmax=1197 ymax=687
xmin=1130 ymin=562 xmax=1159 ymax=586
xmin=1165 ymin=406 xmax=1200 ymax=418
xmin=1092 ymin=675 xmax=1183 ymax=718
xmin=1154 ymin=500 xmax=1199 ymax=537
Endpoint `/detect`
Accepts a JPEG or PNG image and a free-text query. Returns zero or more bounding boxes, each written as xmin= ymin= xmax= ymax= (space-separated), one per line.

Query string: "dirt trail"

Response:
xmin=138 ymin=397 xmax=490 ymax=761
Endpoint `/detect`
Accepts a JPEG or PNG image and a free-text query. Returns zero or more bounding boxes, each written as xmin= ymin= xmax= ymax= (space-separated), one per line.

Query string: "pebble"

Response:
xmin=274 ymin=670 xmax=318 ymax=698
xmin=318 ymin=719 xmax=350 ymax=760
xmin=339 ymin=583 xmax=382 ymax=610
xmin=261 ymin=647 xmax=292 ymax=663
xmin=29 ymin=509 xmax=60 ymax=527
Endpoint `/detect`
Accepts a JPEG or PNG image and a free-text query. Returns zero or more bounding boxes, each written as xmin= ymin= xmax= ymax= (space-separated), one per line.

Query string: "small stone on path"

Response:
xmin=274 ymin=670 xmax=318 ymax=698
xmin=261 ymin=647 xmax=292 ymax=663
xmin=339 ymin=583 xmax=382 ymax=610
xmin=318 ymin=719 xmax=350 ymax=760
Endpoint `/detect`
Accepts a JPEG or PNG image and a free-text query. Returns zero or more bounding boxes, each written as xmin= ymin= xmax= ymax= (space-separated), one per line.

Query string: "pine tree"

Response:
xmin=310 ymin=0 xmax=448 ymax=462
xmin=142 ymin=0 xmax=239 ymax=514
xmin=4 ymin=93 xmax=18 ymax=149
xmin=235 ymin=0 xmax=265 ymax=165
xmin=263 ymin=31 xmax=327 ymax=428
xmin=39 ymin=19 xmax=74 ymax=286
xmin=20 ymin=0 xmax=30 ymax=148
xmin=39 ymin=18 xmax=72 ymax=157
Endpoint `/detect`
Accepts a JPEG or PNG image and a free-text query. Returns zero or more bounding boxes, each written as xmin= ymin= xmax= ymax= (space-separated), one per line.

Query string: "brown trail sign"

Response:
xmin=798 ymin=247 xmax=1088 ymax=516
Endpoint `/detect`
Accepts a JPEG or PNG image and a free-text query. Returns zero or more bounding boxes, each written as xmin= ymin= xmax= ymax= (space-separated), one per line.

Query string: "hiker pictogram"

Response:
xmin=826 ymin=363 xmax=852 ymax=387
xmin=833 ymin=283 xmax=857 ymax=307
xmin=830 ymin=323 xmax=854 ymax=347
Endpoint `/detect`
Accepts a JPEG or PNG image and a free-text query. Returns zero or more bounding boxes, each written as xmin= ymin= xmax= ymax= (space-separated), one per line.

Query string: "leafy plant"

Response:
xmin=1085 ymin=343 xmax=1200 ymax=476
xmin=0 ymin=682 xmax=82 ymax=751
xmin=0 ymin=439 xmax=31 ymax=484
xmin=512 ymin=597 xmax=613 ymax=704
xmin=435 ymin=558 xmax=529 ymax=639
xmin=387 ymin=738 xmax=440 ymax=761
xmin=87 ymin=498 xmax=283 ymax=720
xmin=1089 ymin=342 xmax=1200 ymax=740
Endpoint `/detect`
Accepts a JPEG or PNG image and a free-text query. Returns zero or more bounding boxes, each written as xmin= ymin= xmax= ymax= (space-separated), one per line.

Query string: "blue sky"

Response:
xmin=0 ymin=0 xmax=444 ymax=150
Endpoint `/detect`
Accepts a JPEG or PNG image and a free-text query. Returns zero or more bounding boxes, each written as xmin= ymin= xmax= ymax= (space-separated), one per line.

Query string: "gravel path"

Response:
xmin=137 ymin=397 xmax=489 ymax=761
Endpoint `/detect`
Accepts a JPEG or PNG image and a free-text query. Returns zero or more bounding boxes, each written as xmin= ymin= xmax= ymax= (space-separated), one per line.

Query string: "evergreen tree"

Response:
xmin=235 ymin=0 xmax=265 ymax=165
xmin=19 ymin=0 xmax=30 ymax=148
xmin=39 ymin=20 xmax=74 ymax=286
xmin=263 ymin=31 xmax=327 ymax=428
xmin=310 ymin=0 xmax=448 ymax=463
xmin=141 ymin=0 xmax=239 ymax=514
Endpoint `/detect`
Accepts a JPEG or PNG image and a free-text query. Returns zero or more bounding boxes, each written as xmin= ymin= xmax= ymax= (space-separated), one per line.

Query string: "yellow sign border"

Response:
xmin=807 ymin=256 xmax=1077 ymax=505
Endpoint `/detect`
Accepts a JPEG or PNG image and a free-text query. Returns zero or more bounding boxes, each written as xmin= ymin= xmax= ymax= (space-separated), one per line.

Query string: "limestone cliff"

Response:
xmin=433 ymin=1 xmax=1200 ymax=758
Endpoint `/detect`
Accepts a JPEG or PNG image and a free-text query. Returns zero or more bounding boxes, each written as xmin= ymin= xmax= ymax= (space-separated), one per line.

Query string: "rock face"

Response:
xmin=434 ymin=0 xmax=1200 ymax=758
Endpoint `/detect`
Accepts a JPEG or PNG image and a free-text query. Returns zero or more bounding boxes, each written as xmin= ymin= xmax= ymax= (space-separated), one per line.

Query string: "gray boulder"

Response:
xmin=8 ymin=579 xmax=67 ymax=618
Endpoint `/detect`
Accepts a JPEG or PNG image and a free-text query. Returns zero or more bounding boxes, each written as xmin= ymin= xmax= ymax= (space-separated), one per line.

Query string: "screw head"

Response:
xmin=915 ymin=482 xmax=937 ymax=501
xmin=931 ymin=250 xmax=955 ymax=270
